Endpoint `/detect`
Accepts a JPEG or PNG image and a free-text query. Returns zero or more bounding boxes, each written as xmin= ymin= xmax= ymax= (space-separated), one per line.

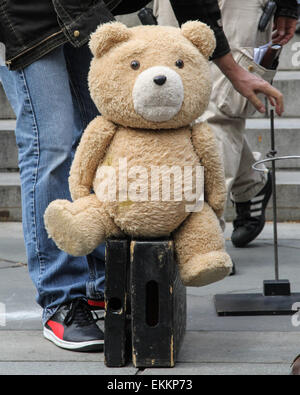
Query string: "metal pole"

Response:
xmin=270 ymin=109 xmax=279 ymax=280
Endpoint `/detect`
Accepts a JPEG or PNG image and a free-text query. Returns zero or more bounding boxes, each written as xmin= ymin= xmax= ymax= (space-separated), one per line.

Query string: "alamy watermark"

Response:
xmin=291 ymin=303 xmax=300 ymax=327
xmin=95 ymin=158 xmax=204 ymax=213
xmin=0 ymin=303 xmax=6 ymax=327
xmin=291 ymin=42 xmax=300 ymax=67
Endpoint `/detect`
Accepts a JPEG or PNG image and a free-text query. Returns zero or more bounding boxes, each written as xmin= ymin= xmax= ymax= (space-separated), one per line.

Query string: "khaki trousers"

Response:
xmin=153 ymin=0 xmax=277 ymax=203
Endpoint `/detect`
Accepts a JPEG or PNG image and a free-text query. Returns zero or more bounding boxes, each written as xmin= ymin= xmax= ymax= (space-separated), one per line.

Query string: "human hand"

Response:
xmin=214 ymin=53 xmax=284 ymax=116
xmin=272 ymin=16 xmax=297 ymax=45
xmin=229 ymin=64 xmax=284 ymax=116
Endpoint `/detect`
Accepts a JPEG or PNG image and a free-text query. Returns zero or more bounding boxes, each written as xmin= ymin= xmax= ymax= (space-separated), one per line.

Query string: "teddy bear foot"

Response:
xmin=179 ymin=251 xmax=232 ymax=287
xmin=44 ymin=199 xmax=106 ymax=257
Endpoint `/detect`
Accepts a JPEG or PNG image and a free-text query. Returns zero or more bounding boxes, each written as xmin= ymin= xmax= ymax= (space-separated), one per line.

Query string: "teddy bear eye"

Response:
xmin=175 ymin=59 xmax=184 ymax=69
xmin=131 ymin=60 xmax=140 ymax=70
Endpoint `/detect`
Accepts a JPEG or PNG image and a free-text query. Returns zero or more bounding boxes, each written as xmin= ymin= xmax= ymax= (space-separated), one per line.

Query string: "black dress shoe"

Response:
xmin=43 ymin=299 xmax=104 ymax=352
xmin=231 ymin=172 xmax=272 ymax=248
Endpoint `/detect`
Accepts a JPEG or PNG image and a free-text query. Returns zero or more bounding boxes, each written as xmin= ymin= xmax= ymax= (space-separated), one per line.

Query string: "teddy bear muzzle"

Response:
xmin=132 ymin=66 xmax=184 ymax=123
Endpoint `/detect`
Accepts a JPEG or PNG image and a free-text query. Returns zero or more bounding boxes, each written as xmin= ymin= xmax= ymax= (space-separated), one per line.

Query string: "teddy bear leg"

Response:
xmin=44 ymin=194 xmax=123 ymax=256
xmin=173 ymin=202 xmax=232 ymax=287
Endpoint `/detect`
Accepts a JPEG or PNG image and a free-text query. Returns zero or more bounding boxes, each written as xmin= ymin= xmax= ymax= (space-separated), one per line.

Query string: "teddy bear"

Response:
xmin=44 ymin=21 xmax=232 ymax=287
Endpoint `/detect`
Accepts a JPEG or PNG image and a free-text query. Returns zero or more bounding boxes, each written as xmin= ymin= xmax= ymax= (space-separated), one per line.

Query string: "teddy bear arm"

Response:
xmin=69 ymin=116 xmax=117 ymax=201
xmin=191 ymin=122 xmax=226 ymax=217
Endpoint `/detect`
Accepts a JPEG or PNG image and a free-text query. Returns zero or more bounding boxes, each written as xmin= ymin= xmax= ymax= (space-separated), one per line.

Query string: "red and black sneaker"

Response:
xmin=87 ymin=296 xmax=105 ymax=311
xmin=43 ymin=299 xmax=104 ymax=352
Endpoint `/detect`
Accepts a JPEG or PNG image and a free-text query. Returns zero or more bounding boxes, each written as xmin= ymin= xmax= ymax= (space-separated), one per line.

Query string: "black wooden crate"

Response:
xmin=104 ymin=238 xmax=186 ymax=368
xmin=104 ymin=239 xmax=131 ymax=367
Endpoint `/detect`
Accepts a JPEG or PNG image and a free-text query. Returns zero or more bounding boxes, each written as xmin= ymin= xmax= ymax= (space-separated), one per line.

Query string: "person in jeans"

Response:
xmin=154 ymin=0 xmax=297 ymax=248
xmin=0 ymin=0 xmax=285 ymax=352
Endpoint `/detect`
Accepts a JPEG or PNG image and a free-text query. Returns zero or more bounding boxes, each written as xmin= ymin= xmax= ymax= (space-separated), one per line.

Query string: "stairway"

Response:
xmin=0 ymin=36 xmax=299 ymax=222
xmin=226 ymin=37 xmax=300 ymax=222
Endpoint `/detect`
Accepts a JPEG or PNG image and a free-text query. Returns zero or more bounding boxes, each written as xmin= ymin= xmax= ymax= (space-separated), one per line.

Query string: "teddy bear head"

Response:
xmin=88 ymin=21 xmax=216 ymax=129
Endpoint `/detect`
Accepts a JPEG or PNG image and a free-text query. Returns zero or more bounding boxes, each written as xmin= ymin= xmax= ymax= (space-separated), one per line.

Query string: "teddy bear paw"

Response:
xmin=44 ymin=199 xmax=98 ymax=256
xmin=179 ymin=251 xmax=232 ymax=287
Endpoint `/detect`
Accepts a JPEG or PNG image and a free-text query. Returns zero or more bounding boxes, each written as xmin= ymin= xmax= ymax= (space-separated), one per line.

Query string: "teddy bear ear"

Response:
xmin=89 ymin=22 xmax=132 ymax=58
xmin=181 ymin=21 xmax=216 ymax=59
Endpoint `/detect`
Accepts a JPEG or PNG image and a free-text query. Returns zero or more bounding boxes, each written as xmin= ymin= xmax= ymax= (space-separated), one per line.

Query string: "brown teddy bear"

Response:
xmin=44 ymin=21 xmax=232 ymax=287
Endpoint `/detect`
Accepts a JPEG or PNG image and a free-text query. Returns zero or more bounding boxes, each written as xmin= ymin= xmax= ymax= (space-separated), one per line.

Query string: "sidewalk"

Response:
xmin=1 ymin=222 xmax=300 ymax=375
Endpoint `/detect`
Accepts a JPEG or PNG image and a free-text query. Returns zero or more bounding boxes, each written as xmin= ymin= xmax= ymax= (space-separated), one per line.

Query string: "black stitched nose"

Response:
xmin=153 ymin=75 xmax=167 ymax=86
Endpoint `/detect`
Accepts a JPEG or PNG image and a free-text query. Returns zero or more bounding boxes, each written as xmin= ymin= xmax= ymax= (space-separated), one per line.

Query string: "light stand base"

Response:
xmin=263 ymin=279 xmax=290 ymax=296
xmin=214 ymin=279 xmax=300 ymax=316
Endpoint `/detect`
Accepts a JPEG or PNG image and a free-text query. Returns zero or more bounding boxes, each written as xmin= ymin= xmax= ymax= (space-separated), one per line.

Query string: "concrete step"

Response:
xmin=0 ymin=172 xmax=21 ymax=221
xmin=1 ymin=73 xmax=299 ymax=170
xmin=0 ymin=169 xmax=299 ymax=222
xmin=273 ymin=71 xmax=300 ymax=118
xmin=0 ymin=120 xmax=18 ymax=171
xmin=245 ymin=118 xmax=300 ymax=169
xmin=249 ymin=71 xmax=300 ymax=118
xmin=279 ymin=34 xmax=300 ymax=71
xmin=225 ymin=170 xmax=300 ymax=222
xmin=5 ymin=118 xmax=298 ymax=173
xmin=1 ymin=116 xmax=299 ymax=172
xmin=0 ymin=83 xmax=15 ymax=119
xmin=0 ymin=49 xmax=299 ymax=120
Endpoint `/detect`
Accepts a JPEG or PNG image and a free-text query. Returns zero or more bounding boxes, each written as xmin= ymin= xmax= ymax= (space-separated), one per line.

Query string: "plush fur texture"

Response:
xmin=181 ymin=21 xmax=216 ymax=60
xmin=88 ymin=23 xmax=213 ymax=130
xmin=132 ymin=66 xmax=184 ymax=122
xmin=44 ymin=21 xmax=232 ymax=286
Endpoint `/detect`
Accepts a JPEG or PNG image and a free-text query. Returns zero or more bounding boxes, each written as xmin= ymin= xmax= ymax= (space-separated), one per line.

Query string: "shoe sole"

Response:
xmin=232 ymin=217 xmax=266 ymax=248
xmin=43 ymin=327 xmax=104 ymax=352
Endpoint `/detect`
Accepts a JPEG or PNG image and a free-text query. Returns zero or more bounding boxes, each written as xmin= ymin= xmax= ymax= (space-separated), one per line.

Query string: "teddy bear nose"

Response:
xmin=153 ymin=75 xmax=167 ymax=86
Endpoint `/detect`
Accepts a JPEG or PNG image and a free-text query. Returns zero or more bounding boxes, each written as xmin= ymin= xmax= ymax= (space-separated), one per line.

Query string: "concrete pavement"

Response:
xmin=1 ymin=222 xmax=300 ymax=375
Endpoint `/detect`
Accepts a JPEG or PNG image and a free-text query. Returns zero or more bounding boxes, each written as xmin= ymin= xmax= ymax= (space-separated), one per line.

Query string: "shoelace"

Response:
xmin=64 ymin=299 xmax=99 ymax=327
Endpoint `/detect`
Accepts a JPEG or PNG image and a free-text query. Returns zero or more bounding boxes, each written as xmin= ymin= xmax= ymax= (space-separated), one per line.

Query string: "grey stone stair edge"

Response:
xmin=0 ymin=126 xmax=18 ymax=170
xmin=0 ymin=170 xmax=300 ymax=222
xmin=225 ymin=169 xmax=300 ymax=221
xmin=1 ymin=75 xmax=299 ymax=120
xmin=272 ymin=72 xmax=300 ymax=118
xmin=1 ymin=67 xmax=299 ymax=119
xmin=0 ymin=117 xmax=299 ymax=170
xmin=275 ymin=70 xmax=300 ymax=80
xmin=0 ymin=169 xmax=298 ymax=185
xmin=278 ymin=35 xmax=300 ymax=71
xmin=0 ymin=116 xmax=299 ymax=131
xmin=241 ymin=70 xmax=300 ymax=119
xmin=246 ymin=118 xmax=300 ymax=128
xmin=0 ymin=172 xmax=21 ymax=221
xmin=0 ymin=119 xmax=16 ymax=130
xmin=225 ymin=207 xmax=300 ymax=222
xmin=0 ymin=84 xmax=15 ymax=120
xmin=244 ymin=129 xmax=300 ymax=170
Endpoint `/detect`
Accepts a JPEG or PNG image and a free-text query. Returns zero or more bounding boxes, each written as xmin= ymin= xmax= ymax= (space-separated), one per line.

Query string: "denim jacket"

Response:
xmin=0 ymin=0 xmax=123 ymax=70
xmin=0 ymin=0 xmax=228 ymax=70
xmin=0 ymin=0 xmax=297 ymax=71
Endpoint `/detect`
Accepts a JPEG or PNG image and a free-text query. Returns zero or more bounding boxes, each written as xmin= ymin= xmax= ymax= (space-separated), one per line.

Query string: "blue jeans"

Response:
xmin=0 ymin=43 xmax=105 ymax=324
